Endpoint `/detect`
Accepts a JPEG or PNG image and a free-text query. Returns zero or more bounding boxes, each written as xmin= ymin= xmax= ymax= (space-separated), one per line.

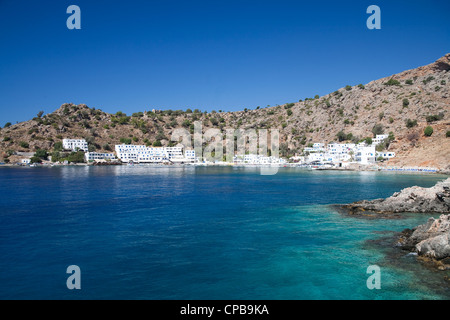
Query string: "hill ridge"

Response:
xmin=1 ymin=54 xmax=449 ymax=170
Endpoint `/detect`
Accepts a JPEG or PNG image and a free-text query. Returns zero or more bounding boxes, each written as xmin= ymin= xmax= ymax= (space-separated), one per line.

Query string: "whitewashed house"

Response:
xmin=63 ymin=139 xmax=88 ymax=152
xmin=372 ymin=134 xmax=389 ymax=146
xmin=376 ymin=151 xmax=396 ymax=160
xmin=115 ymin=144 xmax=196 ymax=163
xmin=84 ymin=152 xmax=117 ymax=162
xmin=355 ymin=146 xmax=376 ymax=164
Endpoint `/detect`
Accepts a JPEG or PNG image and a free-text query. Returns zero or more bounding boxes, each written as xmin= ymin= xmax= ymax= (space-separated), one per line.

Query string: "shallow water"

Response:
xmin=0 ymin=166 xmax=447 ymax=299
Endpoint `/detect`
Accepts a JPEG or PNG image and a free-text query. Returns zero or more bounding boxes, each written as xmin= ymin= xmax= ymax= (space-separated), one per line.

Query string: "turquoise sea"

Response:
xmin=0 ymin=166 xmax=448 ymax=300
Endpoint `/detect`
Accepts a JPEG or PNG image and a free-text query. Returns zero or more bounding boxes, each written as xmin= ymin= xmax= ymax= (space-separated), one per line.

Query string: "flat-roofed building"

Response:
xmin=115 ymin=145 xmax=196 ymax=163
xmin=63 ymin=139 xmax=88 ymax=152
xmin=84 ymin=152 xmax=117 ymax=162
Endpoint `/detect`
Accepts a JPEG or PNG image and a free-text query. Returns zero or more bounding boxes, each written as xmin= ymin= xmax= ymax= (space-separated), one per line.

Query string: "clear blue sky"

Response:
xmin=0 ymin=0 xmax=449 ymax=123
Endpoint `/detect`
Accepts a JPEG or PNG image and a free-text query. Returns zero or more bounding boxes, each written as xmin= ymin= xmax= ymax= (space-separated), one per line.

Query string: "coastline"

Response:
xmin=339 ymin=177 xmax=450 ymax=287
xmin=1 ymin=162 xmax=449 ymax=175
xmin=339 ymin=177 xmax=450 ymax=215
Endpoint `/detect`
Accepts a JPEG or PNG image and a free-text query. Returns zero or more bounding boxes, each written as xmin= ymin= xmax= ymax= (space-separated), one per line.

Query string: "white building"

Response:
xmin=302 ymin=141 xmax=389 ymax=165
xmin=304 ymin=142 xmax=326 ymax=153
xmin=355 ymin=146 xmax=376 ymax=164
xmin=63 ymin=139 xmax=88 ymax=152
xmin=21 ymin=159 xmax=31 ymax=165
xmin=376 ymin=151 xmax=396 ymax=160
xmin=327 ymin=143 xmax=355 ymax=162
xmin=115 ymin=144 xmax=196 ymax=163
xmin=185 ymin=149 xmax=196 ymax=162
xmin=84 ymin=152 xmax=117 ymax=162
xmin=372 ymin=134 xmax=389 ymax=146
xmin=234 ymin=154 xmax=287 ymax=165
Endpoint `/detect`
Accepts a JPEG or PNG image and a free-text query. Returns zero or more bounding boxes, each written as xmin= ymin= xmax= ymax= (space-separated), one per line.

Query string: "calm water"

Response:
xmin=0 ymin=166 xmax=448 ymax=300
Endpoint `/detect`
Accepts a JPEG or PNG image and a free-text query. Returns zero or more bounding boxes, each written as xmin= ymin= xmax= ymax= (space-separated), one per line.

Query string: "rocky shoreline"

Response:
xmin=340 ymin=178 xmax=450 ymax=275
xmin=341 ymin=178 xmax=450 ymax=215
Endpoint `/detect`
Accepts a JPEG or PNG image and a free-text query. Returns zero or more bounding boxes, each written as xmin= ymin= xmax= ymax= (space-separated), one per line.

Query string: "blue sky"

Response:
xmin=0 ymin=0 xmax=449 ymax=123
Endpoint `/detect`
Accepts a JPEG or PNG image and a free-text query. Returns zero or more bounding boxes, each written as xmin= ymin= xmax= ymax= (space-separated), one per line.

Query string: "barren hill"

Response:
xmin=1 ymin=54 xmax=449 ymax=170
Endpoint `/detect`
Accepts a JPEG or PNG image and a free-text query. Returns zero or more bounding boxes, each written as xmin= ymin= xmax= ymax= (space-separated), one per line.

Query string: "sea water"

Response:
xmin=0 ymin=166 xmax=448 ymax=299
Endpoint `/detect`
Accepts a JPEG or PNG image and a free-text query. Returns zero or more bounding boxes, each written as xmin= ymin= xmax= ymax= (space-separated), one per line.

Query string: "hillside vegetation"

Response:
xmin=1 ymin=54 xmax=449 ymax=169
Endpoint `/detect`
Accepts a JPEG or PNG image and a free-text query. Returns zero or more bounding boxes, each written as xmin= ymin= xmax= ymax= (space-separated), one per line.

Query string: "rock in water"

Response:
xmin=397 ymin=214 xmax=450 ymax=267
xmin=342 ymin=178 xmax=450 ymax=214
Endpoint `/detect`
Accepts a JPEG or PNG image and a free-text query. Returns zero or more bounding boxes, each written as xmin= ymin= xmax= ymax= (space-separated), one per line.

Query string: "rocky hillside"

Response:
xmin=1 ymin=54 xmax=449 ymax=169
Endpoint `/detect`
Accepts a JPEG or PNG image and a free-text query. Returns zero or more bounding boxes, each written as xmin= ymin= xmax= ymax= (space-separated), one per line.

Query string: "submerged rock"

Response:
xmin=341 ymin=178 xmax=450 ymax=215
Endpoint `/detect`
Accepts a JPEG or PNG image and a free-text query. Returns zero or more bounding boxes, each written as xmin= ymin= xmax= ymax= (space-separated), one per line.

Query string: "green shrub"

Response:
xmin=336 ymin=131 xmax=347 ymax=142
xmin=153 ymin=140 xmax=162 ymax=147
xmin=384 ymin=78 xmax=401 ymax=86
xmin=345 ymin=85 xmax=352 ymax=91
xmin=372 ymin=123 xmax=384 ymax=136
xmin=446 ymin=131 xmax=450 ymax=138
xmin=405 ymin=79 xmax=413 ymax=85
xmin=19 ymin=141 xmax=29 ymax=148
xmin=120 ymin=137 xmax=132 ymax=144
xmin=425 ymin=114 xmax=443 ymax=123
xmin=210 ymin=118 xmax=219 ymax=126
xmin=67 ymin=151 xmax=85 ymax=163
xmin=405 ymin=119 xmax=418 ymax=128
xmin=285 ymin=103 xmax=295 ymax=109
xmin=424 ymin=126 xmax=433 ymax=137
xmin=422 ymin=76 xmax=435 ymax=85
xmin=54 ymin=141 xmax=63 ymax=151
xmin=30 ymin=156 xmax=42 ymax=164
xmin=4 ymin=122 xmax=11 ymax=128
xmin=287 ymin=109 xmax=293 ymax=116
xmin=34 ymin=149 xmax=48 ymax=160
xmin=118 ymin=116 xmax=130 ymax=125
xmin=402 ymin=98 xmax=409 ymax=108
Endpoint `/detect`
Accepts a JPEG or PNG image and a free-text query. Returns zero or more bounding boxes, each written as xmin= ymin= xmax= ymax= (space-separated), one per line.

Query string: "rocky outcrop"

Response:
xmin=342 ymin=178 xmax=450 ymax=215
xmin=396 ymin=214 xmax=450 ymax=270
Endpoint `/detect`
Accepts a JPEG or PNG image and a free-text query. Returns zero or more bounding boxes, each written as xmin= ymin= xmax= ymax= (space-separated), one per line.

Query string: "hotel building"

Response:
xmin=115 ymin=144 xmax=196 ymax=163
xmin=63 ymin=139 xmax=89 ymax=152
